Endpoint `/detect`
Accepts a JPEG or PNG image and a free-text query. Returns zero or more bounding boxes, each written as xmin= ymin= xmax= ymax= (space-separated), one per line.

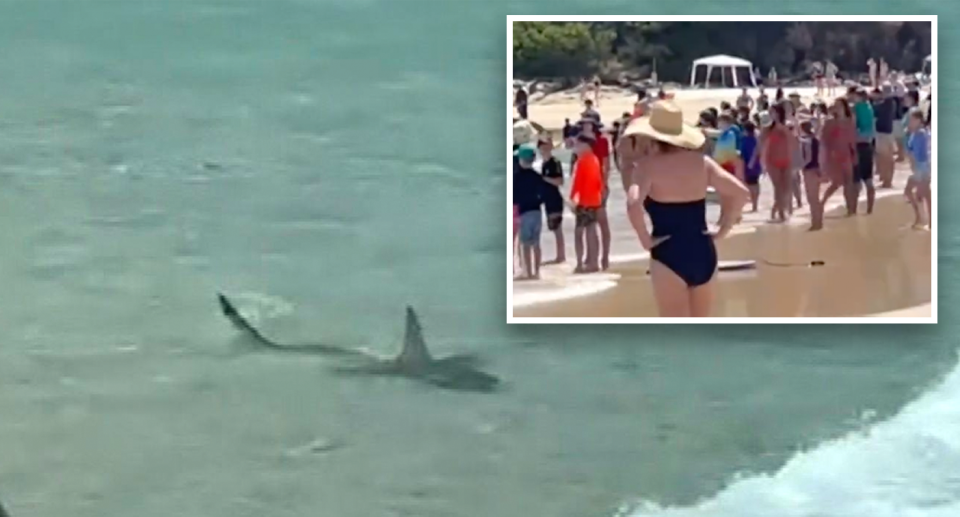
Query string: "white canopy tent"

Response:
xmin=689 ymin=54 xmax=757 ymax=88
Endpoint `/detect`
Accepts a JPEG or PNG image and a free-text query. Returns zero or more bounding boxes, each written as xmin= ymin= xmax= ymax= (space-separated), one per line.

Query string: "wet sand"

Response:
xmin=512 ymin=86 xmax=932 ymax=319
xmin=513 ymin=194 xmax=931 ymax=318
xmin=513 ymin=158 xmax=915 ymax=306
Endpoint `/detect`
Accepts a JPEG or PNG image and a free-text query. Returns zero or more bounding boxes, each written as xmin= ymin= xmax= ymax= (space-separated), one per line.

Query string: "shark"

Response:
xmin=217 ymin=293 xmax=500 ymax=393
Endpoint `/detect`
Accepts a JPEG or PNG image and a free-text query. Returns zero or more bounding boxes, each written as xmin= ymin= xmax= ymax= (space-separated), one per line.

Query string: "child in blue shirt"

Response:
xmin=905 ymin=108 xmax=931 ymax=228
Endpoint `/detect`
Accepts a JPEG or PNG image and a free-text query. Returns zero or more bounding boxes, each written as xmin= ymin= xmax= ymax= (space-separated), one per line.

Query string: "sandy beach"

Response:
xmin=524 ymin=86 xmax=838 ymax=133
xmin=511 ymin=87 xmax=932 ymax=318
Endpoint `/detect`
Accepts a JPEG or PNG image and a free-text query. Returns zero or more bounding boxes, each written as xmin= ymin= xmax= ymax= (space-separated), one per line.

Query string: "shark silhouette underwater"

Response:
xmin=217 ymin=294 xmax=501 ymax=393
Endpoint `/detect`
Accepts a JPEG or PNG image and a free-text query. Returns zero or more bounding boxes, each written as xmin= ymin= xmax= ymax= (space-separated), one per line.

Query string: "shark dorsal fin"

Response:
xmin=398 ymin=305 xmax=432 ymax=369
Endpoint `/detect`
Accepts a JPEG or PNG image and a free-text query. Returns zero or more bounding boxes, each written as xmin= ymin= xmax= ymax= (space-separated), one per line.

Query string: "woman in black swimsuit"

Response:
xmin=619 ymin=101 xmax=749 ymax=317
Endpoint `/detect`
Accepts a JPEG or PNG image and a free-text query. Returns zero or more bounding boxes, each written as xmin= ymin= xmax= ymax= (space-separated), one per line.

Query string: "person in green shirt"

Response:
xmin=851 ymin=89 xmax=877 ymax=214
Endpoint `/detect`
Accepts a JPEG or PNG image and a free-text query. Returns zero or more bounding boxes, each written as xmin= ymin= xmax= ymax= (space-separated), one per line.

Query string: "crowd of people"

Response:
xmin=512 ymin=65 xmax=933 ymax=295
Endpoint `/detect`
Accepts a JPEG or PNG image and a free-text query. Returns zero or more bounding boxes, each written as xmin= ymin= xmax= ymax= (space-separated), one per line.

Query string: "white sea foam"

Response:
xmin=624 ymin=354 xmax=960 ymax=517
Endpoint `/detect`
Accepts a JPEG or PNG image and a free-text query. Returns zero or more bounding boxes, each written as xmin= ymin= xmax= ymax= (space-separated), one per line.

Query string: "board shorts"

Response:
xmin=546 ymin=212 xmax=563 ymax=231
xmin=575 ymin=206 xmax=599 ymax=228
xmin=855 ymin=141 xmax=875 ymax=183
xmin=518 ymin=210 xmax=542 ymax=246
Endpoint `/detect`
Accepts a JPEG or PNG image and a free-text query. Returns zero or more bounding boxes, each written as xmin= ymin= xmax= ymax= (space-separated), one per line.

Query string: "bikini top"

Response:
xmin=643 ymin=197 xmax=708 ymax=238
xmin=766 ymin=127 xmax=791 ymax=165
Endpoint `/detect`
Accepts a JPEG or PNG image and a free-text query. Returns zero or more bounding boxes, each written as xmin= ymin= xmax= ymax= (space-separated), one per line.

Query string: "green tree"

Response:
xmin=512 ymin=21 xmax=932 ymax=83
xmin=512 ymin=22 xmax=614 ymax=80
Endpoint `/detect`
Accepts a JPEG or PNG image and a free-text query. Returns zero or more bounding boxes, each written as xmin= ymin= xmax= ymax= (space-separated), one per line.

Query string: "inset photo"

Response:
xmin=508 ymin=16 xmax=935 ymax=322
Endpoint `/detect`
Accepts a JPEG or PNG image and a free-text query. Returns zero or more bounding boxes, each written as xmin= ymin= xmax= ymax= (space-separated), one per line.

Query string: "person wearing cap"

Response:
xmin=512 ymin=144 xmax=544 ymax=280
xmin=578 ymin=116 xmax=612 ymax=270
xmin=619 ymin=101 xmax=748 ymax=317
xmin=851 ymin=88 xmax=877 ymax=214
xmin=537 ymin=137 xmax=566 ymax=264
xmin=570 ymin=134 xmax=603 ymax=273
xmin=872 ymin=84 xmax=898 ymax=188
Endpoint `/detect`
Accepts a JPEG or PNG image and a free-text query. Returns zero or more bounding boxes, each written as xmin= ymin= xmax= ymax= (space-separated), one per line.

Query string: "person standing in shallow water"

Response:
xmin=512 ymin=144 xmax=544 ymax=280
xmin=578 ymin=117 xmax=612 ymax=270
xmin=570 ymin=135 xmax=603 ymax=273
xmin=537 ymin=138 xmax=566 ymax=264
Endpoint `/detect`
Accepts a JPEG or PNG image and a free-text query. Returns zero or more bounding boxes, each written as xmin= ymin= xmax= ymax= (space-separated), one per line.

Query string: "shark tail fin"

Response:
xmin=398 ymin=305 xmax=432 ymax=367
xmin=217 ymin=293 xmax=270 ymax=345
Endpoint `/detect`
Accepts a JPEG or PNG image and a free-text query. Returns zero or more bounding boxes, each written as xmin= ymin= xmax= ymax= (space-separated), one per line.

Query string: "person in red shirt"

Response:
xmin=578 ymin=117 xmax=612 ymax=270
xmin=570 ymin=134 xmax=604 ymax=273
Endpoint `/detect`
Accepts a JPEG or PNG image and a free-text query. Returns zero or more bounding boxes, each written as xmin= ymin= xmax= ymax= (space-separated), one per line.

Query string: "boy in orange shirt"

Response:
xmin=570 ymin=135 xmax=603 ymax=273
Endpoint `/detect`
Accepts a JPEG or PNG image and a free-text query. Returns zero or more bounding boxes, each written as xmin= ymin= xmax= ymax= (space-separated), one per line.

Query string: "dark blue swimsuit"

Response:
xmin=644 ymin=197 xmax=717 ymax=287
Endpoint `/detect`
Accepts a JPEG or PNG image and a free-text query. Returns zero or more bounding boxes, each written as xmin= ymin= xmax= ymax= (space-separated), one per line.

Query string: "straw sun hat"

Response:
xmin=622 ymin=101 xmax=705 ymax=150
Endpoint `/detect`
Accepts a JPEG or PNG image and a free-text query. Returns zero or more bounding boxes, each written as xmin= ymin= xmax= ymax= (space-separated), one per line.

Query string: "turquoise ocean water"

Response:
xmin=0 ymin=2 xmax=957 ymax=516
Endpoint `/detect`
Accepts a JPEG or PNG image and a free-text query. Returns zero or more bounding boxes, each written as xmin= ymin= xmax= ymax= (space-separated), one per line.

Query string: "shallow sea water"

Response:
xmin=0 ymin=2 xmax=957 ymax=517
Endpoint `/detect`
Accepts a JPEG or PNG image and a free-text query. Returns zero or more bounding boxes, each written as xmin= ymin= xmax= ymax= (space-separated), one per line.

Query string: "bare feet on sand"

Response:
xmin=574 ymin=265 xmax=600 ymax=274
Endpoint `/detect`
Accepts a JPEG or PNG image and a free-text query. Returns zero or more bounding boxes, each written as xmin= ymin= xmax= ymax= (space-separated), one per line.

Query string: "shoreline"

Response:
xmin=523 ymin=86 xmax=835 ymax=133
xmin=512 ymin=167 xmax=928 ymax=317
